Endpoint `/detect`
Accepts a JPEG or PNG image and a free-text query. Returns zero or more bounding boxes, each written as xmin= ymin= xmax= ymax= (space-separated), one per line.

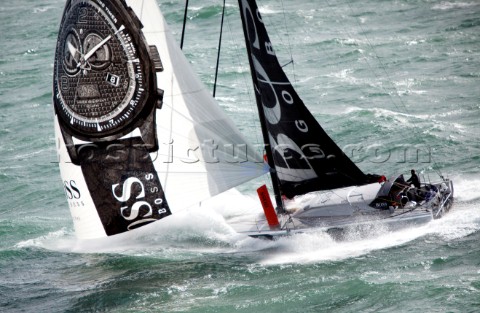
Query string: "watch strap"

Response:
xmin=77 ymin=136 xmax=170 ymax=236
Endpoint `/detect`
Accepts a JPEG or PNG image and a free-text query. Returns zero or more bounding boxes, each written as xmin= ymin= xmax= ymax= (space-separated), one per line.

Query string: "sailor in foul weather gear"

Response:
xmin=406 ymin=169 xmax=421 ymax=189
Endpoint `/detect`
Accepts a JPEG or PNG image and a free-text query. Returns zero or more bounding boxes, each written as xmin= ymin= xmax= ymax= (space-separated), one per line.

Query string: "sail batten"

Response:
xmin=238 ymin=0 xmax=370 ymax=199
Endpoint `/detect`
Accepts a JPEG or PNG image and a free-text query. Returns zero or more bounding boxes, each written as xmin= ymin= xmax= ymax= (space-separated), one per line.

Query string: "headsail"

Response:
xmin=238 ymin=0 xmax=370 ymax=200
xmin=129 ymin=0 xmax=267 ymax=212
xmin=53 ymin=0 xmax=267 ymax=239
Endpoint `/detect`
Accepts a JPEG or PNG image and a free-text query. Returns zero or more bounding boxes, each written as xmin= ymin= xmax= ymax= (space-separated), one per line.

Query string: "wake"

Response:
xmin=15 ymin=176 xmax=480 ymax=265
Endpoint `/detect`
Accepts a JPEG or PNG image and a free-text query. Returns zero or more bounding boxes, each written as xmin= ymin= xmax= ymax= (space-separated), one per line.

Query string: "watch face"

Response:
xmin=54 ymin=0 xmax=151 ymax=139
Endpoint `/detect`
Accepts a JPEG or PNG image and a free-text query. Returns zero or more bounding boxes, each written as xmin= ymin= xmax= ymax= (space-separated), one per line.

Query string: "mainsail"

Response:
xmin=53 ymin=0 xmax=267 ymax=239
xmin=237 ymin=0 xmax=371 ymax=201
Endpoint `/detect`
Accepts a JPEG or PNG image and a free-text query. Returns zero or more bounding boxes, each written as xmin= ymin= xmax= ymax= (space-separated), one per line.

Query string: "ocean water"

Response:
xmin=1 ymin=0 xmax=480 ymax=312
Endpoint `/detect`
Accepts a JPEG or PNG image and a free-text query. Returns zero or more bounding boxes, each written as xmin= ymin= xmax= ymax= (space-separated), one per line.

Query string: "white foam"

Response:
xmin=17 ymin=176 xmax=479 ymax=265
xmin=15 ymin=228 xmax=72 ymax=250
xmin=451 ymin=176 xmax=480 ymax=202
xmin=33 ymin=7 xmax=53 ymax=14
xmin=258 ymin=5 xmax=281 ymax=15
xmin=258 ymin=201 xmax=480 ymax=265
xmin=432 ymin=2 xmax=478 ymax=11
xmin=16 ymin=190 xmax=264 ymax=257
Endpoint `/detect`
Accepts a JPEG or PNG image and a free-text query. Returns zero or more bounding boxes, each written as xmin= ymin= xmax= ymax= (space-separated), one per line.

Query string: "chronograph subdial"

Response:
xmin=82 ymin=33 xmax=112 ymax=71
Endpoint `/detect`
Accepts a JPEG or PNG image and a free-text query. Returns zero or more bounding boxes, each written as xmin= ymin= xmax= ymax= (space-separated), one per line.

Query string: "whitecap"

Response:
xmin=432 ymin=2 xmax=478 ymax=11
xmin=33 ymin=7 xmax=52 ymax=14
xmin=258 ymin=5 xmax=281 ymax=15
xmin=451 ymin=176 xmax=480 ymax=202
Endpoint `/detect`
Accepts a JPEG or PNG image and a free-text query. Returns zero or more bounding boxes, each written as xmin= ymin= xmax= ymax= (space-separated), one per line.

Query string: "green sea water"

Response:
xmin=1 ymin=0 xmax=480 ymax=312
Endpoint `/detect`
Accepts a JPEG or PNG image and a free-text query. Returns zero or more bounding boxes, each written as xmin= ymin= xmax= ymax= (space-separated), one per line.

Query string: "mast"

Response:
xmin=238 ymin=0 xmax=284 ymax=212
xmin=213 ymin=0 xmax=226 ymax=98
xmin=180 ymin=0 xmax=189 ymax=49
xmin=237 ymin=0 xmax=371 ymax=200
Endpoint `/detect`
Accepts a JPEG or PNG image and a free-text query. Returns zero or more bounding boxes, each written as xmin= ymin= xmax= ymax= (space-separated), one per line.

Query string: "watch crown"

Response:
xmin=156 ymin=88 xmax=164 ymax=109
xmin=149 ymin=45 xmax=163 ymax=72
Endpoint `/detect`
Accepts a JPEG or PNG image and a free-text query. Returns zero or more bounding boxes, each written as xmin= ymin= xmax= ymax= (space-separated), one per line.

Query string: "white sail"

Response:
xmin=127 ymin=0 xmax=267 ymax=213
xmin=54 ymin=0 xmax=267 ymax=239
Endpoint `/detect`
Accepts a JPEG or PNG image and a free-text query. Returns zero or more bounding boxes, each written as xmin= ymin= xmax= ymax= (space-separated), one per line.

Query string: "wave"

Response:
xmin=432 ymin=2 xmax=479 ymax=11
xmin=258 ymin=5 xmax=281 ymax=15
xmin=255 ymin=201 xmax=480 ymax=265
xmin=15 ymin=174 xmax=480 ymax=265
xmin=338 ymin=106 xmax=470 ymax=144
xmin=451 ymin=176 xmax=480 ymax=202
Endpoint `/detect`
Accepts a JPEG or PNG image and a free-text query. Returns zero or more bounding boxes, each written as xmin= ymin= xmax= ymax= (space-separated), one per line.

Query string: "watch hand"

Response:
xmin=78 ymin=25 xmax=125 ymax=68
xmin=79 ymin=35 xmax=111 ymax=67
xmin=67 ymin=41 xmax=79 ymax=59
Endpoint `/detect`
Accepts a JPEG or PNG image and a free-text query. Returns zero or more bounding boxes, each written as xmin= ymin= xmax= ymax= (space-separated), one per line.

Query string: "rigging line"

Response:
xmin=343 ymin=1 xmax=439 ymax=175
xmin=324 ymin=0 xmax=405 ymax=114
xmin=163 ymin=75 xmax=177 ymax=189
xmin=261 ymin=1 xmax=297 ymax=85
xmin=140 ymin=0 xmax=145 ymax=20
xmin=279 ymin=0 xmax=297 ymax=84
xmin=342 ymin=0 xmax=410 ymax=115
xmin=224 ymin=7 xmax=263 ymax=153
xmin=220 ymin=6 xmax=269 ymax=190
xmin=281 ymin=60 xmax=293 ymax=68
xmin=323 ymin=0 xmax=442 ymax=178
xmin=239 ymin=1 xmax=283 ymax=211
xmin=180 ymin=0 xmax=189 ymax=50
xmin=213 ymin=0 xmax=226 ymax=98
xmin=342 ymin=0 xmax=444 ymax=178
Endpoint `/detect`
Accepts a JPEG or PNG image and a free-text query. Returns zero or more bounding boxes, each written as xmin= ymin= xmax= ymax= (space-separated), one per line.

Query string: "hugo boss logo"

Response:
xmin=63 ymin=180 xmax=85 ymax=208
xmin=111 ymin=174 xmax=168 ymax=231
xmin=64 ymin=180 xmax=81 ymax=199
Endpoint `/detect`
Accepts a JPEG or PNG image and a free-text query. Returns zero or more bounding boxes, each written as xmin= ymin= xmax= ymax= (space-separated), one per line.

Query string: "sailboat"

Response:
xmin=52 ymin=0 xmax=453 ymax=240
xmin=234 ymin=0 xmax=453 ymax=238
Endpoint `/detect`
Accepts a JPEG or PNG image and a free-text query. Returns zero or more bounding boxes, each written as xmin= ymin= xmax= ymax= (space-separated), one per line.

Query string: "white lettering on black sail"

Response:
xmin=238 ymin=0 xmax=369 ymax=199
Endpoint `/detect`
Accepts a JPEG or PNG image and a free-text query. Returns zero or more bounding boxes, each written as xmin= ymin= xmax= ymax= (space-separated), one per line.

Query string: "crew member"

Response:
xmin=406 ymin=169 xmax=421 ymax=189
